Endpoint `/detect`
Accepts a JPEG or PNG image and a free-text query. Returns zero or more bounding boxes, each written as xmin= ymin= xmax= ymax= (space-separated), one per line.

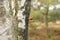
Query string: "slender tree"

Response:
xmin=44 ymin=0 xmax=49 ymax=40
xmin=39 ymin=0 xmax=59 ymax=40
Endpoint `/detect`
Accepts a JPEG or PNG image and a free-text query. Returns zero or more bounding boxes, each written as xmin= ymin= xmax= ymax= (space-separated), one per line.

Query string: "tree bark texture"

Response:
xmin=0 ymin=0 xmax=31 ymax=40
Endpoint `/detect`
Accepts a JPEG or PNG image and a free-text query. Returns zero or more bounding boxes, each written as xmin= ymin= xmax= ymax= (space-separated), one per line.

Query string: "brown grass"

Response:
xmin=28 ymin=22 xmax=60 ymax=40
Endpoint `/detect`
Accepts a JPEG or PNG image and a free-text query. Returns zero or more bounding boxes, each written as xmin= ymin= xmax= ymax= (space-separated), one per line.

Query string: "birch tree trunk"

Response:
xmin=0 ymin=0 xmax=31 ymax=40
xmin=0 ymin=0 xmax=14 ymax=40
xmin=18 ymin=0 xmax=31 ymax=40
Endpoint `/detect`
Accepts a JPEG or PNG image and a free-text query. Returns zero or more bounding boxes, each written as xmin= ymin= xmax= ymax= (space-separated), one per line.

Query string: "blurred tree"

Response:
xmin=39 ymin=0 xmax=60 ymax=40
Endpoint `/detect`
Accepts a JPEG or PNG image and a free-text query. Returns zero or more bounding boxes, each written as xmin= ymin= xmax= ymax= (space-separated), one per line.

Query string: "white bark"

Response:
xmin=0 ymin=0 xmax=31 ymax=40
xmin=0 ymin=0 xmax=14 ymax=40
